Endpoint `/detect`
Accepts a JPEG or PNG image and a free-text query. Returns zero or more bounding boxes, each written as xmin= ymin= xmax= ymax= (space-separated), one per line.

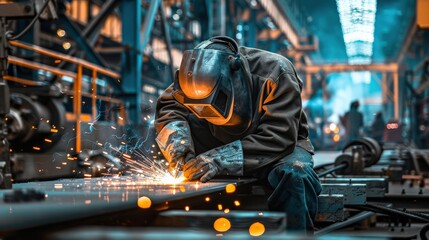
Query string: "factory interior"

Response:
xmin=0 ymin=0 xmax=429 ymax=239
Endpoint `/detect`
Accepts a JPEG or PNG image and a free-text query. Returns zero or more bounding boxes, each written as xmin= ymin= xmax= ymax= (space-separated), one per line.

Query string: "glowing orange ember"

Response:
xmin=213 ymin=217 xmax=231 ymax=232
xmin=137 ymin=196 xmax=152 ymax=209
xmin=249 ymin=222 xmax=265 ymax=237
xmin=234 ymin=200 xmax=240 ymax=206
xmin=225 ymin=184 xmax=236 ymax=193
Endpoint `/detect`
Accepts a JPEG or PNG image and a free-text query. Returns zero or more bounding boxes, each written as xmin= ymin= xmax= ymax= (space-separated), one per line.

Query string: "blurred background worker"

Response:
xmin=369 ymin=111 xmax=386 ymax=143
xmin=342 ymin=100 xmax=364 ymax=143
xmin=154 ymin=36 xmax=322 ymax=232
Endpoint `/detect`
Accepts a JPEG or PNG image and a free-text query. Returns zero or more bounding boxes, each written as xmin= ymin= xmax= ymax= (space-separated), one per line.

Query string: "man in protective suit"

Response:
xmin=154 ymin=36 xmax=322 ymax=232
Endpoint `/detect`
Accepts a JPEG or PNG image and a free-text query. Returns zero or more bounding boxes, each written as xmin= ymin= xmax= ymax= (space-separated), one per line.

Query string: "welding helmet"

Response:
xmin=175 ymin=36 xmax=250 ymax=126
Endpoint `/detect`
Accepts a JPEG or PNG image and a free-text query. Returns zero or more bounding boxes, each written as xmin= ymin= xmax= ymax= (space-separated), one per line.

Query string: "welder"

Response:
xmin=154 ymin=36 xmax=322 ymax=232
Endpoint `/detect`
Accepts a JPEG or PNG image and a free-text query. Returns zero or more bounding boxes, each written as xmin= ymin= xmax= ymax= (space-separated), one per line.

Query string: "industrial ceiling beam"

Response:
xmin=52 ymin=0 xmax=120 ymax=87
xmin=303 ymin=63 xmax=400 ymax=119
xmin=304 ymin=63 xmax=399 ymax=73
xmin=83 ymin=0 xmax=121 ymax=45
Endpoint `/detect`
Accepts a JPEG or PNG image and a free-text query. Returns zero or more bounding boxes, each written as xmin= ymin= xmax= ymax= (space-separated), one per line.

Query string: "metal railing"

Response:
xmin=6 ymin=40 xmax=125 ymax=153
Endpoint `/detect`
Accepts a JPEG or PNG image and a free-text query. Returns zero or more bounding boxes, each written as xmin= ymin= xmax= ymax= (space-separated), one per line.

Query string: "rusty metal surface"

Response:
xmin=0 ymin=177 xmax=254 ymax=231
xmin=321 ymin=177 xmax=388 ymax=197
xmin=316 ymin=194 xmax=344 ymax=222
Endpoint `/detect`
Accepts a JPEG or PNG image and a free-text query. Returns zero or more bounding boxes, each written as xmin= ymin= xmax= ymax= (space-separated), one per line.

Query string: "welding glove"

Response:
xmin=184 ymin=140 xmax=244 ymax=183
xmin=156 ymin=121 xmax=195 ymax=176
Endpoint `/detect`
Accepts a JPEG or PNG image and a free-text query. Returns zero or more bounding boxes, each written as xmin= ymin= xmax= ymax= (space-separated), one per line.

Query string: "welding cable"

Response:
xmin=9 ymin=0 xmax=52 ymax=40
xmin=351 ymin=203 xmax=429 ymax=223
xmin=314 ymin=211 xmax=375 ymax=236
xmin=317 ymin=162 xmax=348 ymax=178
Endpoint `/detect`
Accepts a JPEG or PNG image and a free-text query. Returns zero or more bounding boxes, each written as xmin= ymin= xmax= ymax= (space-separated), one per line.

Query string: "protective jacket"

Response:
xmin=155 ymin=46 xmax=314 ymax=174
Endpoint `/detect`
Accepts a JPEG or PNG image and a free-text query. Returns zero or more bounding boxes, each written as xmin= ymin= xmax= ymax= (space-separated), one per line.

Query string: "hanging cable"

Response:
xmin=9 ymin=0 xmax=52 ymax=40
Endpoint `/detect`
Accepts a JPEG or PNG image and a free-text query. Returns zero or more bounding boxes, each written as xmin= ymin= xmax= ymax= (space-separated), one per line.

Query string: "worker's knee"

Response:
xmin=268 ymin=161 xmax=308 ymax=188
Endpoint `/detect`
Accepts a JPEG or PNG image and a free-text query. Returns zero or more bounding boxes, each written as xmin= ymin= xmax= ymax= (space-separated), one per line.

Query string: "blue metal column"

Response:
xmin=121 ymin=0 xmax=142 ymax=124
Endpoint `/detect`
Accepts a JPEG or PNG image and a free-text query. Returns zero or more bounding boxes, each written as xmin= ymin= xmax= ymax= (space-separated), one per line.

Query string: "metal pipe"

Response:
xmin=314 ymin=162 xmax=335 ymax=171
xmin=359 ymin=203 xmax=429 ymax=222
xmin=9 ymin=41 xmax=120 ymax=79
xmin=75 ymin=65 xmax=83 ymax=153
xmin=393 ymin=71 xmax=399 ymax=119
xmin=3 ymin=75 xmax=47 ymax=86
xmin=8 ymin=55 xmax=76 ymax=78
xmin=315 ymin=211 xmax=375 ymax=236
xmin=91 ymin=70 xmax=98 ymax=121
xmin=317 ymin=163 xmax=347 ymax=178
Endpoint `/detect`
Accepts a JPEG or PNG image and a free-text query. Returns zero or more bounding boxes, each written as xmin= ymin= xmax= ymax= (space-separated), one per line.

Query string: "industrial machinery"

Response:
xmin=0 ymin=0 xmax=58 ymax=189
xmin=312 ymin=137 xmax=429 ymax=238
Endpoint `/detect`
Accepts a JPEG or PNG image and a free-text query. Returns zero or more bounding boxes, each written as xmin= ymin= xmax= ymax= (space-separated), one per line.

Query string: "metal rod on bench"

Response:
xmin=317 ymin=163 xmax=348 ymax=178
xmin=314 ymin=211 xmax=375 ymax=236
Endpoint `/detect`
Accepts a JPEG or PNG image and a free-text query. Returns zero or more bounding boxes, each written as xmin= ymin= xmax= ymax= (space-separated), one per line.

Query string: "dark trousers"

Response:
xmin=265 ymin=146 xmax=322 ymax=232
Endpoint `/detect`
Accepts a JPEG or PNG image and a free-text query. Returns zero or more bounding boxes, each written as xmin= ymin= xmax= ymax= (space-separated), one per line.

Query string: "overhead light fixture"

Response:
xmin=62 ymin=41 xmax=71 ymax=50
xmin=336 ymin=0 xmax=377 ymax=84
xmin=336 ymin=0 xmax=377 ymax=65
xmin=56 ymin=29 xmax=66 ymax=38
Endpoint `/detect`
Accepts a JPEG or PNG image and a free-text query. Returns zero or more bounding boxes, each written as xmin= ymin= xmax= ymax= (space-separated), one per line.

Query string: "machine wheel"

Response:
xmin=343 ymin=137 xmax=382 ymax=167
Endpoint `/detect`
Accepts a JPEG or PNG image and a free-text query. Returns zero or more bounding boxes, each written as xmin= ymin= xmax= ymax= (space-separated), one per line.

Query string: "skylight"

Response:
xmin=336 ymin=0 xmax=377 ymax=64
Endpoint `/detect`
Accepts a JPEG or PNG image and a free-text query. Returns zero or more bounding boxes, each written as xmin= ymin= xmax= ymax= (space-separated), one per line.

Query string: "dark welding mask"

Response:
xmin=175 ymin=36 xmax=243 ymax=125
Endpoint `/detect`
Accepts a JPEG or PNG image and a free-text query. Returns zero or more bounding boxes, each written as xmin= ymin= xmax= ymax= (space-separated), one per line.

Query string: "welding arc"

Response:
xmin=351 ymin=203 xmax=429 ymax=223
xmin=317 ymin=162 xmax=348 ymax=178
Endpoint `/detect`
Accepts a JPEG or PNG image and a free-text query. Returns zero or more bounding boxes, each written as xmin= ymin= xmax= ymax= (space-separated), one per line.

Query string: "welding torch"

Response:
xmin=168 ymin=154 xmax=194 ymax=178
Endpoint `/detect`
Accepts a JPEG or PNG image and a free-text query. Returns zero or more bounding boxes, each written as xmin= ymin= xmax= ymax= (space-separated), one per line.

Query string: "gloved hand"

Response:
xmin=155 ymin=121 xmax=195 ymax=176
xmin=184 ymin=140 xmax=244 ymax=183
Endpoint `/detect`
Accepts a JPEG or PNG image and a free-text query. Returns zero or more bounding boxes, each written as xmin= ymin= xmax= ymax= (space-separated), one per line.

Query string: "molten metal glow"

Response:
xmin=159 ymin=174 xmax=186 ymax=184
xmin=225 ymin=184 xmax=236 ymax=193
xmin=137 ymin=196 xmax=152 ymax=209
xmin=213 ymin=217 xmax=231 ymax=232
xmin=249 ymin=222 xmax=265 ymax=237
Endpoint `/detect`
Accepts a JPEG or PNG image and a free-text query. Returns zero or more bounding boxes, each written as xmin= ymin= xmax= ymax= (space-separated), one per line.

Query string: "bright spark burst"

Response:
xmin=98 ymin=145 xmax=185 ymax=185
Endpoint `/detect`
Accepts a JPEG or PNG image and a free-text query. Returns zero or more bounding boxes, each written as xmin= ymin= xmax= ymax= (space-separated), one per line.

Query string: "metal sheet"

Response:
xmin=321 ymin=177 xmax=388 ymax=197
xmin=0 ymin=177 xmax=253 ymax=231
xmin=321 ymin=183 xmax=367 ymax=205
